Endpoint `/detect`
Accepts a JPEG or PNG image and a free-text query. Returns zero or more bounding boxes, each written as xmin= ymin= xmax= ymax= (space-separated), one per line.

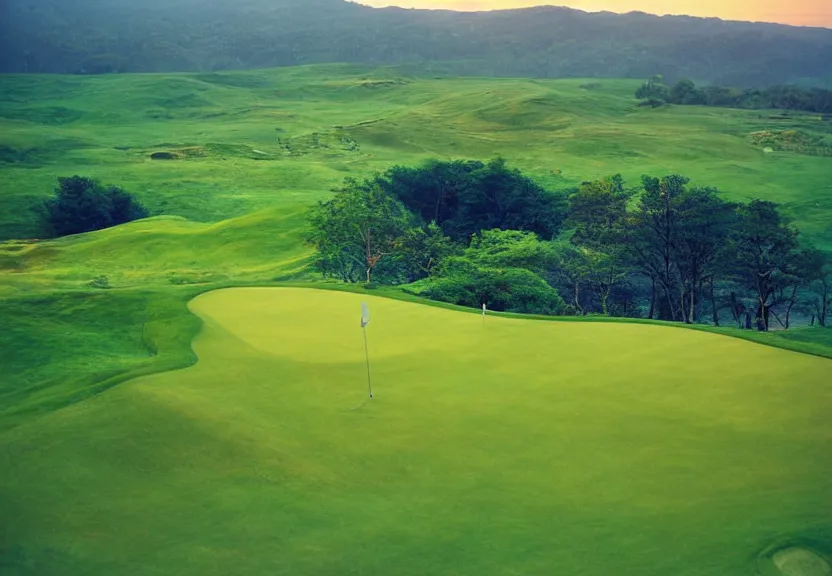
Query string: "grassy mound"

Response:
xmin=1 ymin=287 xmax=830 ymax=575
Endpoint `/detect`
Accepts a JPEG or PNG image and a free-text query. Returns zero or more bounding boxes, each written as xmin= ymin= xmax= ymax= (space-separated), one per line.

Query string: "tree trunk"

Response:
xmin=756 ymin=302 xmax=772 ymax=332
xmin=784 ymin=285 xmax=797 ymax=329
xmin=710 ymin=278 xmax=720 ymax=327
xmin=660 ymin=279 xmax=676 ymax=322
xmin=648 ymin=277 xmax=656 ymax=320
xmin=729 ymin=292 xmax=740 ymax=328
xmin=366 ymin=267 xmax=372 ymax=284
xmin=574 ymin=281 xmax=584 ymax=315
xmin=688 ymin=284 xmax=696 ymax=324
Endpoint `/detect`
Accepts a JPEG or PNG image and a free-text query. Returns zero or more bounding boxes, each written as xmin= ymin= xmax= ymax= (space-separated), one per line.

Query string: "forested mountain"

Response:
xmin=2 ymin=0 xmax=831 ymax=86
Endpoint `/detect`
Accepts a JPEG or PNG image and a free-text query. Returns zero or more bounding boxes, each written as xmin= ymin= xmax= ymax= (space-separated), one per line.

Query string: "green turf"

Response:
xmin=2 ymin=287 xmax=830 ymax=575
xmin=1 ymin=66 xmax=831 ymax=573
xmin=1 ymin=63 xmax=830 ymax=413
xmin=1 ymin=65 xmax=831 ymax=247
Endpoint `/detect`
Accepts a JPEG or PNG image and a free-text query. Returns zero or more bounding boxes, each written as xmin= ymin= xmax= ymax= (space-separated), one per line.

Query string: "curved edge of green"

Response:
xmin=2 ymin=279 xmax=830 ymax=433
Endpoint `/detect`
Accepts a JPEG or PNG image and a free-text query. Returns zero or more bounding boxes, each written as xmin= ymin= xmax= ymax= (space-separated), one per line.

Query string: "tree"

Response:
xmin=566 ymin=175 xmax=631 ymax=246
xmin=377 ymin=159 xmax=480 ymax=228
xmin=418 ymin=257 xmax=565 ymax=315
xmin=41 ymin=176 xmax=148 ymax=237
xmin=731 ymin=200 xmax=799 ymax=331
xmin=635 ymin=75 xmax=669 ymax=106
xmin=773 ymin=248 xmax=818 ymax=329
xmin=396 ymin=222 xmax=457 ymax=283
xmin=565 ymin=176 xmax=633 ymax=315
xmin=669 ymin=79 xmax=704 ymax=105
xmin=624 ymin=175 xmax=689 ymax=321
xmin=672 ymin=187 xmax=738 ymax=324
xmin=380 ymin=158 xmax=567 ymax=243
xmin=307 ymin=178 xmax=415 ymax=284
xmin=798 ymin=247 xmax=831 ymax=327
xmin=466 ymin=229 xmax=558 ymax=274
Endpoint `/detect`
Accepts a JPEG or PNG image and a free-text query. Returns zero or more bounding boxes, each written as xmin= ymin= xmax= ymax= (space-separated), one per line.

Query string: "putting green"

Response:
xmin=2 ymin=287 xmax=831 ymax=575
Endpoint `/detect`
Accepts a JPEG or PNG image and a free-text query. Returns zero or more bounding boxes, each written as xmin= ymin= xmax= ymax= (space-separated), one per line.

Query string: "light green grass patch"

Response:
xmin=2 ymin=287 xmax=830 ymax=575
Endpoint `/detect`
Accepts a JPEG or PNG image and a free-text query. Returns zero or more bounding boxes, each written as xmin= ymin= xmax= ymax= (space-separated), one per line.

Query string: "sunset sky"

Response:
xmin=358 ymin=0 xmax=832 ymax=28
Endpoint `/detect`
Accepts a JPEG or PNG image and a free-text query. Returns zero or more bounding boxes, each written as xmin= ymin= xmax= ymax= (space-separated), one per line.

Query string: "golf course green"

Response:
xmin=2 ymin=287 xmax=830 ymax=575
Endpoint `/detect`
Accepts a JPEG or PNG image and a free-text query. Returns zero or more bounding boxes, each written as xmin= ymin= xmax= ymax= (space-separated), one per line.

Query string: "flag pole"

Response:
xmin=362 ymin=324 xmax=373 ymax=399
xmin=361 ymin=302 xmax=373 ymax=399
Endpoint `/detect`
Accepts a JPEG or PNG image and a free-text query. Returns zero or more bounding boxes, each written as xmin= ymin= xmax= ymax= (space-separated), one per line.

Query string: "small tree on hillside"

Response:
xmin=41 ymin=176 xmax=148 ymax=237
xmin=307 ymin=178 xmax=415 ymax=284
xmin=636 ymin=75 xmax=670 ymax=107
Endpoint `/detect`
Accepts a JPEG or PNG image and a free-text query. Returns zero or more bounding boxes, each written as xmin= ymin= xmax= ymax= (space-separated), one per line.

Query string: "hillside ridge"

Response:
xmin=1 ymin=1 xmax=830 ymax=86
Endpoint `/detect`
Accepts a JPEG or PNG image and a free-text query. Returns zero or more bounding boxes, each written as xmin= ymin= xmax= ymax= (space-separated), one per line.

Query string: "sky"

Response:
xmin=358 ymin=0 xmax=832 ymax=28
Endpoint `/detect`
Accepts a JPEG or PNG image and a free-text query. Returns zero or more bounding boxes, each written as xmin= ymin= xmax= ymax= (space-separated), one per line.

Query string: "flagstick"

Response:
xmin=362 ymin=325 xmax=373 ymax=399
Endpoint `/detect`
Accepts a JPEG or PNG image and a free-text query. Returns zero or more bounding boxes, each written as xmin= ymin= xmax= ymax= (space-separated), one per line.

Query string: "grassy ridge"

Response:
xmin=0 ymin=208 xmax=312 ymax=430
xmin=2 ymin=288 xmax=830 ymax=575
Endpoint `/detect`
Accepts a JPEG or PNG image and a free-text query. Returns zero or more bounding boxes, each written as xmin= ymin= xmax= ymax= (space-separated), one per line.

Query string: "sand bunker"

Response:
xmin=773 ymin=548 xmax=831 ymax=576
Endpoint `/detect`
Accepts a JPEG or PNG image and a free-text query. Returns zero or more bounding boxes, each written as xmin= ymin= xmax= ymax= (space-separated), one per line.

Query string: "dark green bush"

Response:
xmin=41 ymin=176 xmax=149 ymax=237
xmin=420 ymin=261 xmax=565 ymax=315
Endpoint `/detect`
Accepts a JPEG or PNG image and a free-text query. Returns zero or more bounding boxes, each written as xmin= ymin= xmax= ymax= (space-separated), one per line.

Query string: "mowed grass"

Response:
xmin=1 ymin=67 xmax=831 ymax=571
xmin=0 ymin=208 xmax=313 ymax=430
xmin=1 ymin=65 xmax=831 ymax=246
xmin=1 ymin=287 xmax=830 ymax=575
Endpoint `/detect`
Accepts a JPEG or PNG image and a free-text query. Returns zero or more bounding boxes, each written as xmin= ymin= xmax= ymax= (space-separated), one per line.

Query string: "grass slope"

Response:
xmin=2 ymin=288 xmax=830 ymax=575
xmin=2 ymin=65 xmax=831 ymax=246
xmin=0 ymin=207 xmax=311 ymax=431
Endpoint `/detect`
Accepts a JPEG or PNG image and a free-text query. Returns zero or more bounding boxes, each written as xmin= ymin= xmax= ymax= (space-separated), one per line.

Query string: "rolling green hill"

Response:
xmin=2 ymin=288 xmax=830 ymax=575
xmin=2 ymin=64 xmax=832 ymax=425
xmin=2 ymin=66 xmax=831 ymax=245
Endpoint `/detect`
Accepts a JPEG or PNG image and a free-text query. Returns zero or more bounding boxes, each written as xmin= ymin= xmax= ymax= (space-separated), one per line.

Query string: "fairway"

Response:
xmin=2 ymin=287 xmax=830 ymax=575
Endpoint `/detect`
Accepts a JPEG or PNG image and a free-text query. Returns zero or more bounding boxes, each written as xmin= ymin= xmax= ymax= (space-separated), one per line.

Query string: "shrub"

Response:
xmin=88 ymin=275 xmax=110 ymax=289
xmin=41 ymin=176 xmax=149 ymax=237
xmin=418 ymin=260 xmax=565 ymax=315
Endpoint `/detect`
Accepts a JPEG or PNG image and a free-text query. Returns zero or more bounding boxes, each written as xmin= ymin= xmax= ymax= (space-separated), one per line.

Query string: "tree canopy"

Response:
xmin=377 ymin=158 xmax=567 ymax=243
xmin=636 ymin=77 xmax=832 ymax=113
xmin=307 ymin=160 xmax=829 ymax=331
xmin=41 ymin=176 xmax=148 ymax=237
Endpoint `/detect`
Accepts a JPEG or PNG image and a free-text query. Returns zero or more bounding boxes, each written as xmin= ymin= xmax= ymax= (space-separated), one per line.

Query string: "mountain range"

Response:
xmin=1 ymin=0 xmax=831 ymax=86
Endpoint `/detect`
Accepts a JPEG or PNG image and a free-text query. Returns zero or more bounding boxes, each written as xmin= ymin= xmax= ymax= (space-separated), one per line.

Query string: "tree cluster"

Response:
xmin=308 ymin=160 xmax=832 ymax=329
xmin=637 ymin=75 xmax=832 ymax=114
xmin=40 ymin=176 xmax=149 ymax=237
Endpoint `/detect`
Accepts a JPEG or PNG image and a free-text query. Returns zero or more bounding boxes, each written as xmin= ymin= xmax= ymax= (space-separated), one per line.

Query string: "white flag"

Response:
xmin=482 ymin=303 xmax=486 ymax=317
xmin=361 ymin=302 xmax=370 ymax=328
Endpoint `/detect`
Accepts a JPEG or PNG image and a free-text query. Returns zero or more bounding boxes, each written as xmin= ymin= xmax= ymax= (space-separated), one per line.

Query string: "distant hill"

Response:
xmin=1 ymin=0 xmax=831 ymax=86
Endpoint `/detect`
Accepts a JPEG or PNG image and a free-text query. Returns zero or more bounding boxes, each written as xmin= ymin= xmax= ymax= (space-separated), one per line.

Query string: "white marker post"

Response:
xmin=361 ymin=302 xmax=373 ymax=399
xmin=482 ymin=302 xmax=486 ymax=324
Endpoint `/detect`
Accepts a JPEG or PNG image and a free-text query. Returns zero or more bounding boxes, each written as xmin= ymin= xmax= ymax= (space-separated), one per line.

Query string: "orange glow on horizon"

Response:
xmin=357 ymin=0 xmax=832 ymax=28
